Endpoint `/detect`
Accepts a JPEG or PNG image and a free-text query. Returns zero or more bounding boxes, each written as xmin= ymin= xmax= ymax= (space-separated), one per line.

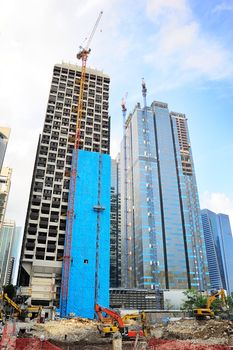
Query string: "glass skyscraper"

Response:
xmin=201 ymin=209 xmax=233 ymax=294
xmin=121 ymin=99 xmax=209 ymax=290
xmin=0 ymin=127 xmax=10 ymax=172
xmin=110 ymin=157 xmax=121 ymax=288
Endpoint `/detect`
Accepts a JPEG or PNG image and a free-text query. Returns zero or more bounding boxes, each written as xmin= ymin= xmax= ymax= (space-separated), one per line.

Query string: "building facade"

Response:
xmin=18 ymin=63 xmax=110 ymax=307
xmin=11 ymin=226 xmax=23 ymax=285
xmin=110 ymin=156 xmax=121 ymax=288
xmin=201 ymin=209 xmax=223 ymax=291
xmin=0 ymin=219 xmax=15 ymax=287
xmin=0 ymin=167 xmax=12 ymax=231
xmin=66 ymin=150 xmax=110 ymax=318
xmin=0 ymin=127 xmax=10 ymax=171
xmin=201 ymin=209 xmax=233 ymax=294
xmin=121 ymin=100 xmax=209 ymax=290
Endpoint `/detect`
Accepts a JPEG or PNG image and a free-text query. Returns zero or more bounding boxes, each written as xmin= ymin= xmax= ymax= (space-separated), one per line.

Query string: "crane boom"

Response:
xmin=86 ymin=11 xmax=103 ymax=50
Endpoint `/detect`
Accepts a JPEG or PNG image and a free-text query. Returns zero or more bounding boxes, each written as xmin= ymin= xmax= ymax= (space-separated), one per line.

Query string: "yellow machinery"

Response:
xmin=193 ymin=289 xmax=227 ymax=319
xmin=0 ymin=293 xmax=43 ymax=321
xmin=0 ymin=293 xmax=22 ymax=318
xmin=101 ymin=313 xmax=146 ymax=336
xmin=95 ymin=304 xmax=147 ymax=338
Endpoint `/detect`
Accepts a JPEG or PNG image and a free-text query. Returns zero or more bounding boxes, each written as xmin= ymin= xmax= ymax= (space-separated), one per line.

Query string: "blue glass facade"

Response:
xmin=121 ymin=101 xmax=209 ymax=290
xmin=201 ymin=210 xmax=223 ymax=290
xmin=202 ymin=209 xmax=233 ymax=294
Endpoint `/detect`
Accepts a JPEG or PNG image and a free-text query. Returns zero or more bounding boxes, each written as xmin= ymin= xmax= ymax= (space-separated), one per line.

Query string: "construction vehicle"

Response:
xmin=0 ymin=293 xmax=25 ymax=319
xmin=193 ymin=289 xmax=227 ymax=319
xmin=95 ymin=304 xmax=147 ymax=339
xmin=0 ymin=293 xmax=43 ymax=321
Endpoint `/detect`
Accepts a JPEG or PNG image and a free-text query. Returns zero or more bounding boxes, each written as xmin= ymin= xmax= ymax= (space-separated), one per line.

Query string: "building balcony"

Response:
xmin=28 ymin=226 xmax=37 ymax=234
xmin=25 ymin=242 xmax=35 ymax=250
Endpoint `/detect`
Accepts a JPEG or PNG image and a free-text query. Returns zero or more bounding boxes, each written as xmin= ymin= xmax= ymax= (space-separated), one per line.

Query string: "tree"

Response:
xmin=3 ymin=284 xmax=16 ymax=300
xmin=181 ymin=289 xmax=207 ymax=314
xmin=226 ymin=293 xmax=233 ymax=312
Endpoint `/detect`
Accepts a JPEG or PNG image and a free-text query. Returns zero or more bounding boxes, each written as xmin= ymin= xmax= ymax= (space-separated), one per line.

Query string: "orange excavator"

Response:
xmin=95 ymin=304 xmax=147 ymax=339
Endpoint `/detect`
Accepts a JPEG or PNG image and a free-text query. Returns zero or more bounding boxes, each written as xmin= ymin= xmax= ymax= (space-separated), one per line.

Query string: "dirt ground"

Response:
xmin=26 ymin=317 xmax=233 ymax=349
xmin=151 ymin=319 xmax=233 ymax=344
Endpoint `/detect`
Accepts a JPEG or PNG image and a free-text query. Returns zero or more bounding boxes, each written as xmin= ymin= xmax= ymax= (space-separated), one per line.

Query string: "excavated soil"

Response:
xmin=148 ymin=338 xmax=233 ymax=349
xmin=31 ymin=317 xmax=101 ymax=342
xmin=150 ymin=318 xmax=233 ymax=347
xmin=29 ymin=317 xmax=233 ymax=349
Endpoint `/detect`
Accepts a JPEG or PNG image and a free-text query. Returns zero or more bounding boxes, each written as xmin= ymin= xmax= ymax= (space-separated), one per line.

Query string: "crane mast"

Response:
xmin=60 ymin=11 xmax=103 ymax=318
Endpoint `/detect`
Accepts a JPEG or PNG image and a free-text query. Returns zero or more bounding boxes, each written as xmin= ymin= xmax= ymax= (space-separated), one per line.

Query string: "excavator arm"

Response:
xmin=2 ymin=293 xmax=22 ymax=314
xmin=207 ymin=289 xmax=226 ymax=309
xmin=194 ymin=289 xmax=227 ymax=319
xmin=95 ymin=304 xmax=125 ymax=328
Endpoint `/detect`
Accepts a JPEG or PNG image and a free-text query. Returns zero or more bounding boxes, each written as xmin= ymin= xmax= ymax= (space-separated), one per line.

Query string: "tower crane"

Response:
xmin=121 ymin=93 xmax=130 ymax=286
xmin=60 ymin=11 xmax=103 ymax=318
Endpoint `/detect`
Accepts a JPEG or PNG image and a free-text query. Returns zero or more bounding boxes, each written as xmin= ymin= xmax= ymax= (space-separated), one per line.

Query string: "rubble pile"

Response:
xmin=32 ymin=317 xmax=100 ymax=342
xmin=29 ymin=317 xmax=233 ymax=349
xmin=148 ymin=338 xmax=232 ymax=350
xmin=151 ymin=319 xmax=233 ymax=347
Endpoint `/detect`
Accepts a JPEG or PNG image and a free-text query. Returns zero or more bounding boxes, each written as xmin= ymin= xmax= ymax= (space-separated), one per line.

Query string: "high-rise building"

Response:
xmin=18 ymin=63 xmax=110 ymax=308
xmin=0 ymin=127 xmax=10 ymax=171
xmin=11 ymin=226 xmax=23 ymax=285
xmin=0 ymin=167 xmax=12 ymax=231
xmin=201 ymin=209 xmax=223 ymax=291
xmin=121 ymin=99 xmax=209 ymax=290
xmin=110 ymin=156 xmax=121 ymax=288
xmin=66 ymin=150 xmax=110 ymax=318
xmin=0 ymin=219 xmax=15 ymax=286
xmin=201 ymin=209 xmax=233 ymax=294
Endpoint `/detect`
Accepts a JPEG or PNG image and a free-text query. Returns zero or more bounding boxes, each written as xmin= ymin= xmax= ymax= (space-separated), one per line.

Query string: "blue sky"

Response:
xmin=0 ymin=0 xmax=233 ymax=227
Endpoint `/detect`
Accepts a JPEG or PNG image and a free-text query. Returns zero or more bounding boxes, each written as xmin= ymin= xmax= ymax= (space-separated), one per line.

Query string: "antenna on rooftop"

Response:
xmin=142 ymin=78 xmax=147 ymax=109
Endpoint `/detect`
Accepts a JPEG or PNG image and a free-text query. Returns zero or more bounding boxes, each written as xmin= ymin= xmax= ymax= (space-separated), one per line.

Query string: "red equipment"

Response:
xmin=95 ymin=304 xmax=144 ymax=339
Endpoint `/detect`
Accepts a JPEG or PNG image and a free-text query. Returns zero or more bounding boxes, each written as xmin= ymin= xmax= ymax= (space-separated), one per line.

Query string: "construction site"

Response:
xmin=2 ymin=305 xmax=233 ymax=349
xmin=1 ymin=8 xmax=233 ymax=350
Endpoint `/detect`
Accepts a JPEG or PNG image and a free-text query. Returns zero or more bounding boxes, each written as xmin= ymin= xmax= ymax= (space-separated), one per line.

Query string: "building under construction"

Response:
xmin=65 ymin=150 xmax=110 ymax=318
xmin=120 ymin=82 xmax=209 ymax=291
xmin=18 ymin=63 xmax=111 ymax=316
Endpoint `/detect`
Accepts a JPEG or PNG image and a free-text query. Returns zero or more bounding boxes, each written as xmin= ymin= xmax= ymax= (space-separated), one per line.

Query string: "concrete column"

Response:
xmin=112 ymin=332 xmax=122 ymax=350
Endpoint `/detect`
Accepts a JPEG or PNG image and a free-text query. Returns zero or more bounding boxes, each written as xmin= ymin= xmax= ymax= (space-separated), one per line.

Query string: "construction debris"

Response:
xmin=31 ymin=317 xmax=100 ymax=342
xmin=15 ymin=316 xmax=233 ymax=349
xmin=150 ymin=318 xmax=233 ymax=347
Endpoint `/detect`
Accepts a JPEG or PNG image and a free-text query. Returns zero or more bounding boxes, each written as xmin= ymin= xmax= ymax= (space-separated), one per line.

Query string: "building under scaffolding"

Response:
xmin=65 ymin=150 xmax=111 ymax=319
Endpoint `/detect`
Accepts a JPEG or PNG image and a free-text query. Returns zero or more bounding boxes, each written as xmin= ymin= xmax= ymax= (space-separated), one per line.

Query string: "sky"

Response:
xmin=0 ymin=0 xmax=233 ymax=229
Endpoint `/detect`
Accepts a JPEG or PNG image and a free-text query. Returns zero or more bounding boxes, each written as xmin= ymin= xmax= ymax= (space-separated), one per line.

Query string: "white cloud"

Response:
xmin=146 ymin=0 xmax=189 ymax=19
xmin=0 ymin=0 xmax=123 ymax=226
xmin=1 ymin=0 xmax=233 ymax=228
xmin=200 ymin=191 xmax=233 ymax=229
xmin=213 ymin=2 xmax=233 ymax=13
xmin=145 ymin=0 xmax=233 ymax=87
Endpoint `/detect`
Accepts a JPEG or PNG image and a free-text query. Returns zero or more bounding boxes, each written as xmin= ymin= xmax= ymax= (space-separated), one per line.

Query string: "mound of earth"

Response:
xmin=151 ymin=318 xmax=233 ymax=346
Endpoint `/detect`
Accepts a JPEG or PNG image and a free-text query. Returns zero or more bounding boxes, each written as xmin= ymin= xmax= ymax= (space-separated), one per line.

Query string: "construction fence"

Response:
xmin=15 ymin=338 xmax=62 ymax=350
xmin=0 ymin=321 xmax=61 ymax=350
